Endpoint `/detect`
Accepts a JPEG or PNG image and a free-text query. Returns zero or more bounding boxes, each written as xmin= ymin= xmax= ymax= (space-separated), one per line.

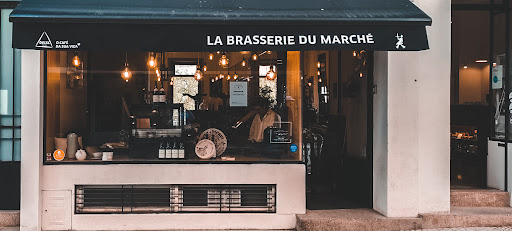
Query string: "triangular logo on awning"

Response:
xmin=35 ymin=32 xmax=52 ymax=48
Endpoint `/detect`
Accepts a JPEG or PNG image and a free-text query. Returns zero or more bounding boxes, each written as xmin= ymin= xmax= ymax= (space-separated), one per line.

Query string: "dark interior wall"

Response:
xmin=0 ymin=162 xmax=20 ymax=210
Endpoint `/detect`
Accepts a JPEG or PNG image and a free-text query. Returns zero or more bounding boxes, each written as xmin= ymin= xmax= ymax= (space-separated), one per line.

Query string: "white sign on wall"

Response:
xmin=492 ymin=65 xmax=503 ymax=89
xmin=230 ymin=82 xmax=248 ymax=107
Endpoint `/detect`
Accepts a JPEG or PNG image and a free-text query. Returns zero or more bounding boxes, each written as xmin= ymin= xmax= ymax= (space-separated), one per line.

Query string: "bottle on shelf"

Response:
xmin=159 ymin=82 xmax=166 ymax=104
xmin=153 ymin=81 xmax=159 ymax=104
xmin=165 ymin=137 xmax=172 ymax=159
xmin=178 ymin=138 xmax=185 ymax=159
xmin=171 ymin=137 xmax=178 ymax=159
xmin=158 ymin=138 xmax=166 ymax=159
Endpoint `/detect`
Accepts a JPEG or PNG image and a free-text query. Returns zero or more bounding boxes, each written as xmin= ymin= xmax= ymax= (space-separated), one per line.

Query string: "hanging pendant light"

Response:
xmin=194 ymin=52 xmax=203 ymax=80
xmin=72 ymin=53 xmax=81 ymax=67
xmin=234 ymin=73 xmax=238 ymax=80
xmin=147 ymin=52 xmax=157 ymax=68
xmin=203 ymin=65 xmax=207 ymax=72
xmin=241 ymin=56 xmax=247 ymax=67
xmin=266 ymin=64 xmax=276 ymax=80
xmin=121 ymin=52 xmax=132 ymax=82
xmin=219 ymin=52 xmax=229 ymax=67
xmin=252 ymin=53 xmax=258 ymax=61
xmin=219 ymin=73 xmax=225 ymax=79
xmin=208 ymin=53 xmax=214 ymax=60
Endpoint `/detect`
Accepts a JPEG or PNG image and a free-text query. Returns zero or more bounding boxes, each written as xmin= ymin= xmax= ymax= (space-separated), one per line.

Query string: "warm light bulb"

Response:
xmin=170 ymin=81 xmax=174 ymax=85
xmin=203 ymin=65 xmax=207 ymax=71
xmin=234 ymin=74 xmax=238 ymax=80
xmin=359 ymin=72 xmax=363 ymax=78
xmin=72 ymin=55 xmax=80 ymax=67
xmin=147 ymin=56 xmax=156 ymax=68
xmin=267 ymin=51 xmax=272 ymax=54
xmin=266 ymin=66 xmax=276 ymax=80
xmin=308 ymin=82 xmax=312 ymax=86
xmin=317 ymin=62 xmax=321 ymax=68
xmin=211 ymin=78 xmax=215 ymax=83
xmin=194 ymin=69 xmax=203 ymax=80
xmin=209 ymin=53 xmax=214 ymax=60
xmin=121 ymin=67 xmax=132 ymax=82
xmin=252 ymin=53 xmax=258 ymax=61
xmin=353 ymin=51 xmax=357 ymax=57
xmin=318 ymin=78 xmax=322 ymax=83
xmin=227 ymin=75 xmax=231 ymax=80
xmin=219 ymin=73 xmax=224 ymax=79
xmin=463 ymin=65 xmax=468 ymax=69
xmin=216 ymin=51 xmax=221 ymax=54
xmin=317 ymin=70 xmax=321 ymax=76
xmin=215 ymin=76 xmax=219 ymax=81
xmin=219 ymin=54 xmax=229 ymax=67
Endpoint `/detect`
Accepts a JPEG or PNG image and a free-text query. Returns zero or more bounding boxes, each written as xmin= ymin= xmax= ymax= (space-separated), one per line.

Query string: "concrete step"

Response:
xmin=450 ymin=189 xmax=510 ymax=207
xmin=0 ymin=211 xmax=19 ymax=227
xmin=421 ymin=207 xmax=512 ymax=229
xmin=296 ymin=209 xmax=422 ymax=231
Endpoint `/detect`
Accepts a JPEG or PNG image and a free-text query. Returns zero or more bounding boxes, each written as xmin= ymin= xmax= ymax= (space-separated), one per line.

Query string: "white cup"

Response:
xmin=106 ymin=152 xmax=114 ymax=161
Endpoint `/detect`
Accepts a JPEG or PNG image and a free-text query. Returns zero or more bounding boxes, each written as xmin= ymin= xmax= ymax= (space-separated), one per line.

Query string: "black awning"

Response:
xmin=10 ymin=0 xmax=432 ymax=51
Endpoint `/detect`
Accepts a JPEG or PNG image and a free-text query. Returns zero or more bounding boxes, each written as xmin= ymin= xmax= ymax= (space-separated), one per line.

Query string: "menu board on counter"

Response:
xmin=269 ymin=122 xmax=292 ymax=143
xmin=230 ymin=82 xmax=248 ymax=107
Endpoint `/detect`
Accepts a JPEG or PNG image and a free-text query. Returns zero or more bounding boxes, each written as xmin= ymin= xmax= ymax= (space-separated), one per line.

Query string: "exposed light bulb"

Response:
xmin=215 ymin=76 xmax=219 ymax=81
xmin=156 ymin=69 xmax=160 ymax=77
xmin=219 ymin=53 xmax=229 ymax=67
xmin=252 ymin=53 xmax=258 ymax=61
xmin=72 ymin=55 xmax=81 ymax=67
xmin=463 ymin=65 xmax=468 ymax=69
xmin=234 ymin=74 xmax=238 ymax=80
xmin=318 ymin=78 xmax=322 ymax=83
xmin=211 ymin=78 xmax=215 ymax=83
xmin=219 ymin=73 xmax=224 ymax=79
xmin=242 ymin=58 xmax=247 ymax=67
xmin=121 ymin=67 xmax=132 ymax=82
xmin=267 ymin=51 xmax=272 ymax=54
xmin=209 ymin=53 xmax=214 ymax=60
xmin=308 ymin=82 xmax=312 ymax=86
xmin=359 ymin=72 xmax=363 ymax=78
xmin=227 ymin=75 xmax=231 ymax=80
xmin=170 ymin=81 xmax=174 ymax=85
xmin=203 ymin=65 xmax=207 ymax=71
xmin=266 ymin=65 xmax=276 ymax=80
xmin=194 ymin=69 xmax=203 ymax=80
xmin=216 ymin=51 xmax=221 ymax=54
xmin=353 ymin=51 xmax=357 ymax=57
xmin=147 ymin=56 xmax=156 ymax=68
xmin=317 ymin=70 xmax=321 ymax=76
xmin=317 ymin=62 xmax=321 ymax=68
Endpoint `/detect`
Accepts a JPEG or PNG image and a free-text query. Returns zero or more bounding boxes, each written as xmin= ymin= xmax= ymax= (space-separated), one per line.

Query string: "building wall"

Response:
xmin=372 ymin=0 xmax=451 ymax=217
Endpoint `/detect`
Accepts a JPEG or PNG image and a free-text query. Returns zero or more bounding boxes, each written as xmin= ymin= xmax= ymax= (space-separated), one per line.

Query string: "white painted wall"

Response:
xmin=20 ymin=50 xmax=43 ymax=231
xmin=41 ymin=164 xmax=304 ymax=230
xmin=415 ymin=0 xmax=451 ymax=214
xmin=372 ymin=0 xmax=451 ymax=217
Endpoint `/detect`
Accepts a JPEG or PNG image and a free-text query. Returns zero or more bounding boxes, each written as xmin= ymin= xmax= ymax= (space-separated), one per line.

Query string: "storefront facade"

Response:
xmin=13 ymin=0 xmax=450 ymax=230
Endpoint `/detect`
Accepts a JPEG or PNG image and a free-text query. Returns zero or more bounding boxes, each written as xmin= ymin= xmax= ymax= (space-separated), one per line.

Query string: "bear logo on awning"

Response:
xmin=35 ymin=31 xmax=52 ymax=48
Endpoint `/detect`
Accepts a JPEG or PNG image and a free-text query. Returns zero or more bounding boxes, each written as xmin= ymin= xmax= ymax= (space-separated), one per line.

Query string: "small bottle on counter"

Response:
xmin=178 ymin=138 xmax=185 ymax=159
xmin=158 ymin=138 xmax=166 ymax=159
xmin=159 ymin=83 xmax=166 ymax=104
xmin=171 ymin=137 xmax=178 ymax=159
xmin=165 ymin=137 xmax=172 ymax=159
xmin=153 ymin=81 xmax=159 ymax=104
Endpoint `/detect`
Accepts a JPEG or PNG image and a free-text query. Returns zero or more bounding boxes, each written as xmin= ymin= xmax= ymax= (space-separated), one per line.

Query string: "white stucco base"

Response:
xmin=41 ymin=164 xmax=305 ymax=230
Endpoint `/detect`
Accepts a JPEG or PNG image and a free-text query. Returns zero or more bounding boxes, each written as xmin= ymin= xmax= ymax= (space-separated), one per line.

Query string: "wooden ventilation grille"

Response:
xmin=75 ymin=184 xmax=276 ymax=214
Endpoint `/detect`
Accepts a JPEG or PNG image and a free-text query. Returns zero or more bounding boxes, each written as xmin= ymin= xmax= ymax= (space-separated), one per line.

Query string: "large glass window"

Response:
xmin=44 ymin=51 xmax=305 ymax=163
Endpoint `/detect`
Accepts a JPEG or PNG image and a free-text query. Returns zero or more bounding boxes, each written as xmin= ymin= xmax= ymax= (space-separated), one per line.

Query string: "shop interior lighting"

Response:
xmin=216 ymin=51 xmax=221 ymax=54
xmin=353 ymin=51 xmax=357 ymax=57
xmin=121 ymin=52 xmax=132 ymax=82
xmin=252 ymin=53 xmax=258 ymax=61
xmin=317 ymin=70 xmax=321 ymax=76
xmin=208 ymin=53 xmax=214 ymax=60
xmin=219 ymin=53 xmax=229 ymax=67
xmin=194 ymin=53 xmax=203 ymax=80
xmin=317 ymin=62 xmax=321 ymax=68
xmin=203 ymin=65 xmax=207 ymax=72
xmin=219 ymin=73 xmax=225 ymax=79
xmin=475 ymin=60 xmax=488 ymax=63
xmin=266 ymin=64 xmax=277 ymax=80
xmin=463 ymin=65 xmax=468 ymax=69
xmin=242 ymin=56 xmax=247 ymax=67
xmin=359 ymin=72 xmax=363 ymax=78
xmin=234 ymin=73 xmax=238 ymax=80
xmin=211 ymin=78 xmax=215 ymax=83
xmin=147 ymin=52 xmax=157 ymax=68
xmin=267 ymin=51 xmax=272 ymax=54
xmin=318 ymin=77 xmax=322 ymax=83
xmin=72 ymin=54 xmax=81 ymax=67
